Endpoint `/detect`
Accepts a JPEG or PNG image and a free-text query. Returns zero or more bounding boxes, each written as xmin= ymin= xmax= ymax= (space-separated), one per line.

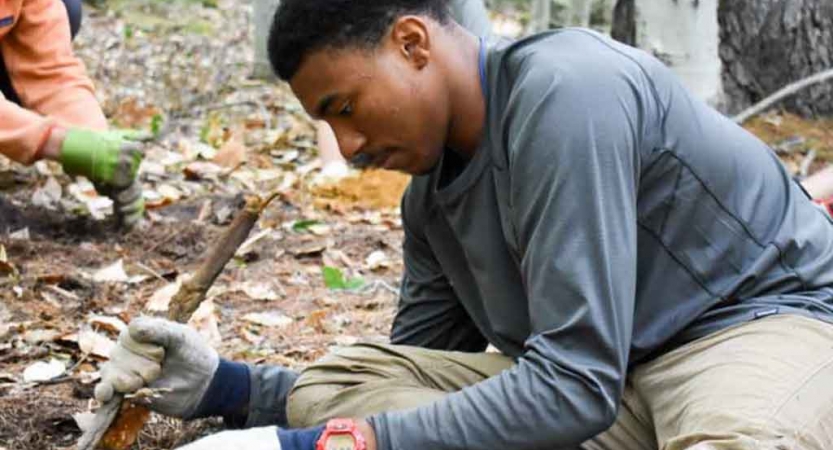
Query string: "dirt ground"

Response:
xmin=1 ymin=1 xmax=832 ymax=449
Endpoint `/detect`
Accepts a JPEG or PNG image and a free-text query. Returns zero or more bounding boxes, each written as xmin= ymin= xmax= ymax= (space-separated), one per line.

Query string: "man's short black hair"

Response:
xmin=268 ymin=0 xmax=451 ymax=81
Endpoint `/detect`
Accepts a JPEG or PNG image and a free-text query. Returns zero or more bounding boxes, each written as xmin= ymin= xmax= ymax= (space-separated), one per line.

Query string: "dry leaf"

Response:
xmin=187 ymin=300 xmax=221 ymax=347
xmin=183 ymin=161 xmax=223 ymax=180
xmin=290 ymin=243 xmax=327 ymax=258
xmin=22 ymin=329 xmax=61 ymax=344
xmin=213 ymin=127 xmax=247 ymax=168
xmin=239 ymin=282 xmax=281 ymax=301
xmin=365 ymin=250 xmax=390 ymax=271
xmin=236 ymin=228 xmax=277 ymax=258
xmin=0 ymin=245 xmax=15 ymax=276
xmin=89 ymin=315 xmax=128 ymax=335
xmin=243 ymin=311 xmax=293 ymax=328
xmin=79 ymin=329 xmax=116 ymax=358
xmin=31 ymin=176 xmax=62 ymax=209
xmin=146 ymin=279 xmax=183 ymax=312
xmin=93 ymin=260 xmax=130 ymax=283
xmin=23 ymin=359 xmax=65 ymax=383
xmin=9 ymin=228 xmax=29 ymax=240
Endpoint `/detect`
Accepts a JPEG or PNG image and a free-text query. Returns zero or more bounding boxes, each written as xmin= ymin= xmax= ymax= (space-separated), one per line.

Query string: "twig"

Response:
xmin=733 ymin=68 xmax=833 ymax=124
xmin=77 ymin=193 xmax=282 ymax=450
xmin=135 ymin=262 xmax=167 ymax=283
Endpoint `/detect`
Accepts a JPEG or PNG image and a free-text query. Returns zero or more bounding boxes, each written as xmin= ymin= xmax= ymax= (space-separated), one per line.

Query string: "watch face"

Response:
xmin=325 ymin=434 xmax=356 ymax=450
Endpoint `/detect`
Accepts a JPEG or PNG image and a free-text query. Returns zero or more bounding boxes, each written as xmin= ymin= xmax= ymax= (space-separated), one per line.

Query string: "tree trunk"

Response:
xmin=252 ymin=0 xmax=280 ymax=79
xmin=611 ymin=0 xmax=635 ymax=45
xmin=611 ymin=0 xmax=724 ymax=107
xmin=570 ymin=0 xmax=593 ymax=27
xmin=719 ymin=0 xmax=833 ymax=117
xmin=527 ymin=0 xmax=552 ymax=34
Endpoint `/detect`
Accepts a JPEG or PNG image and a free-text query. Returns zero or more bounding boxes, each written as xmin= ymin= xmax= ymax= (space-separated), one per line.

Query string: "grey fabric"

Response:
xmin=371 ymin=29 xmax=833 ymax=450
xmin=245 ymin=364 xmax=299 ymax=428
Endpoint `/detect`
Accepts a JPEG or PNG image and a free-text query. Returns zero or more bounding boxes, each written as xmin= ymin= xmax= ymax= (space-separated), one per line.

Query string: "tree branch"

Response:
xmin=733 ymin=68 xmax=833 ymax=124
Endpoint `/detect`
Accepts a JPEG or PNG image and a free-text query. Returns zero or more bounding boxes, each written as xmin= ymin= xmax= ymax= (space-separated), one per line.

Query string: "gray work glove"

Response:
xmin=94 ymin=316 xmax=219 ymax=419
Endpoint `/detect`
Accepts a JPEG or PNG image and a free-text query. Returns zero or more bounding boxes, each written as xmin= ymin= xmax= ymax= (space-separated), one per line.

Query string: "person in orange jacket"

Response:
xmin=1 ymin=0 xmax=145 ymax=227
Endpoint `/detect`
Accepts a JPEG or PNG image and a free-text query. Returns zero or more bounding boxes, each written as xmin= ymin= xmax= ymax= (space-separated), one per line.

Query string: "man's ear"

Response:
xmin=390 ymin=15 xmax=431 ymax=70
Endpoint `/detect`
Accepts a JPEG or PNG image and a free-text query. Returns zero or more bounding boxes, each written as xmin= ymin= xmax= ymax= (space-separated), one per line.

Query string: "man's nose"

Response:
xmin=331 ymin=124 xmax=367 ymax=161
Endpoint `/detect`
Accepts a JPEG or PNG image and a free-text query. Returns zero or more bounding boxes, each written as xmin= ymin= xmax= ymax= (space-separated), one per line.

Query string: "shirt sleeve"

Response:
xmin=0 ymin=92 xmax=55 ymax=164
xmin=390 ymin=189 xmax=489 ymax=352
xmin=370 ymin=45 xmax=643 ymax=450
xmin=0 ymin=0 xmax=106 ymax=162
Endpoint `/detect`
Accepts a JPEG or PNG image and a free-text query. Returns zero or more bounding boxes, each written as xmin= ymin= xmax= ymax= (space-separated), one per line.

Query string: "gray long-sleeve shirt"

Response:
xmin=368 ymin=29 xmax=833 ymax=450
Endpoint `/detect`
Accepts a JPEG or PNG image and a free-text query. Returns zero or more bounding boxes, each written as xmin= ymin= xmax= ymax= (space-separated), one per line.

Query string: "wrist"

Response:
xmin=357 ymin=420 xmax=377 ymax=450
xmin=312 ymin=418 xmax=375 ymax=450
xmin=189 ymin=359 xmax=251 ymax=424
xmin=40 ymin=126 xmax=67 ymax=161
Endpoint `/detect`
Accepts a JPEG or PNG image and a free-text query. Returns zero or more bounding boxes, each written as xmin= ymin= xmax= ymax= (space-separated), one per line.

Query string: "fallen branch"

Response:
xmin=77 ymin=193 xmax=282 ymax=450
xmin=733 ymin=68 xmax=833 ymax=124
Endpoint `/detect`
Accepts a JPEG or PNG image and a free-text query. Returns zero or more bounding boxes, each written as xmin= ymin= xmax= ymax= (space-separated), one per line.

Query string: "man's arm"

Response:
xmin=370 ymin=35 xmax=645 ymax=450
xmin=390 ymin=188 xmax=489 ymax=352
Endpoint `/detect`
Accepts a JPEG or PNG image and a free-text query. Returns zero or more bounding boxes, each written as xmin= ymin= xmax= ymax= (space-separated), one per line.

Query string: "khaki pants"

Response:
xmin=286 ymin=315 xmax=833 ymax=449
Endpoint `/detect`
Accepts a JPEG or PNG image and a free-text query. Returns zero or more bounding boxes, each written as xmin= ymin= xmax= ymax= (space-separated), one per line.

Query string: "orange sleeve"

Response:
xmin=0 ymin=92 xmax=56 ymax=164
xmin=0 ymin=0 xmax=106 ymax=164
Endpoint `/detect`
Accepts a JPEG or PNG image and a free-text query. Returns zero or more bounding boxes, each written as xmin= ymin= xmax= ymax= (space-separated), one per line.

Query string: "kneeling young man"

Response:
xmin=95 ymin=0 xmax=833 ymax=449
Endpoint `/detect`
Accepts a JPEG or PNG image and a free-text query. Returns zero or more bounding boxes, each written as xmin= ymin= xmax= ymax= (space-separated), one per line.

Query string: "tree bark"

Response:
xmin=719 ymin=0 xmax=833 ymax=117
xmin=611 ymin=0 xmax=635 ymax=45
xmin=611 ymin=0 xmax=724 ymax=107
xmin=252 ymin=0 xmax=281 ymax=79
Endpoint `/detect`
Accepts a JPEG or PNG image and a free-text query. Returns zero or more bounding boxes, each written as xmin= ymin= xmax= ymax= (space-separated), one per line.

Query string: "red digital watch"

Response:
xmin=316 ymin=419 xmax=367 ymax=450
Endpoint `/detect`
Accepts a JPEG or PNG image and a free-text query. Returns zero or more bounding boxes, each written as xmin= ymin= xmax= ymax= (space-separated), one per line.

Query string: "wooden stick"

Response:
xmin=733 ymin=68 xmax=833 ymax=124
xmin=77 ymin=194 xmax=280 ymax=450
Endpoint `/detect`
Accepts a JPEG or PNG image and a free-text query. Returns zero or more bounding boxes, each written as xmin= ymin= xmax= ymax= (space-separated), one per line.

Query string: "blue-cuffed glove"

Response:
xmin=175 ymin=425 xmax=325 ymax=450
xmin=95 ymin=317 xmax=249 ymax=422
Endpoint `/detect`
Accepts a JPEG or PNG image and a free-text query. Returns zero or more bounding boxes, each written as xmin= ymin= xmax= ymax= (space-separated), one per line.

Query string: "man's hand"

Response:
xmin=176 ymin=426 xmax=281 ymax=450
xmin=94 ymin=317 xmax=219 ymax=419
xmin=58 ymin=128 xmax=149 ymax=227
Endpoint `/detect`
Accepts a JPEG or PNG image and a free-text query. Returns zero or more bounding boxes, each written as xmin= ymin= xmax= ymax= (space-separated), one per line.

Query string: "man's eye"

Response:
xmin=339 ymin=102 xmax=353 ymax=116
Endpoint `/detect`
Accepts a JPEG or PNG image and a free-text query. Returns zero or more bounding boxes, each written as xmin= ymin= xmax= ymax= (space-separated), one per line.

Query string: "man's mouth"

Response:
xmin=349 ymin=149 xmax=395 ymax=170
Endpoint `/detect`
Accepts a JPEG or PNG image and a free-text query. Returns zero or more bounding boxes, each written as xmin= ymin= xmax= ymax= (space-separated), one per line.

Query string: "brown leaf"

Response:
xmin=213 ymin=126 xmax=247 ymax=168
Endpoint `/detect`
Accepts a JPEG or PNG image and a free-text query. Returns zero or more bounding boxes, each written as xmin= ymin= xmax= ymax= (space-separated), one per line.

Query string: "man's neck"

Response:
xmin=444 ymin=28 xmax=486 ymax=159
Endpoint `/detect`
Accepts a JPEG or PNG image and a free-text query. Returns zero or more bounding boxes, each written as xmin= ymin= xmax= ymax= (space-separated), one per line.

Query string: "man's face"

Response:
xmin=290 ymin=28 xmax=450 ymax=175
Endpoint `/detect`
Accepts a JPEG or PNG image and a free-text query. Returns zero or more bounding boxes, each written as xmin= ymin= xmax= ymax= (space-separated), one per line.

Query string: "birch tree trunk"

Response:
xmin=719 ymin=0 xmax=833 ymax=117
xmin=570 ymin=0 xmax=592 ymax=27
xmin=612 ymin=0 xmax=724 ymax=107
xmin=252 ymin=0 xmax=281 ymax=79
xmin=527 ymin=0 xmax=552 ymax=34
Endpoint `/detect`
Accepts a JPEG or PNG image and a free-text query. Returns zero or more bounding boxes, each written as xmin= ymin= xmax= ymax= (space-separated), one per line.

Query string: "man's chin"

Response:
xmin=404 ymin=159 xmax=441 ymax=176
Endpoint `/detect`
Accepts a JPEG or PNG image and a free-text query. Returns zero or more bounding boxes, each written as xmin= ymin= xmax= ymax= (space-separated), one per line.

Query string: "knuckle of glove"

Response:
xmin=118 ymin=328 xmax=165 ymax=362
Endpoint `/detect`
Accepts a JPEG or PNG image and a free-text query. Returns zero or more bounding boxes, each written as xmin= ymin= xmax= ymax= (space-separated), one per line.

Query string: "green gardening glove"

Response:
xmin=59 ymin=128 xmax=150 ymax=228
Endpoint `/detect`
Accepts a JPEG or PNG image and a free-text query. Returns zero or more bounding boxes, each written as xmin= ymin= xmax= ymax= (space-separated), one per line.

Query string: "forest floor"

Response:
xmin=0 ymin=1 xmax=831 ymax=449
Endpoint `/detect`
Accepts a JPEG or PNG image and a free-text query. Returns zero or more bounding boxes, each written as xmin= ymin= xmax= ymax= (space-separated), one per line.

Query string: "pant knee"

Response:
xmin=286 ymin=381 xmax=337 ymax=428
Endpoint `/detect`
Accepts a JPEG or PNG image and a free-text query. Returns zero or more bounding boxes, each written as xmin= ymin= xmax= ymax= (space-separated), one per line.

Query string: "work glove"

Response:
xmin=176 ymin=426 xmax=281 ymax=450
xmin=94 ymin=317 xmax=219 ymax=419
xmin=59 ymin=128 xmax=149 ymax=228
